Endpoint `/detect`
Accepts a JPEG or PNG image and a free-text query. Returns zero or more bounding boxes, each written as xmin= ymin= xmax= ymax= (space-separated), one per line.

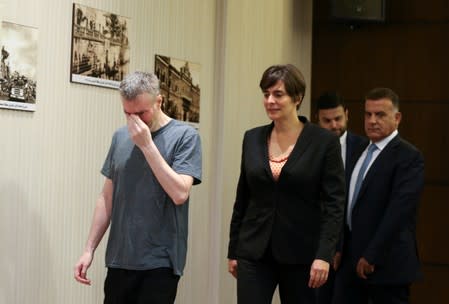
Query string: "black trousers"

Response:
xmin=237 ymin=249 xmax=315 ymax=304
xmin=104 ymin=267 xmax=180 ymax=304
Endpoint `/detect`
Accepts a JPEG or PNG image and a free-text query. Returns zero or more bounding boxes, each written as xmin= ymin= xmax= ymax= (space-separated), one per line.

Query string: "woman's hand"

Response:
xmin=228 ymin=259 xmax=238 ymax=279
xmin=308 ymin=259 xmax=330 ymax=288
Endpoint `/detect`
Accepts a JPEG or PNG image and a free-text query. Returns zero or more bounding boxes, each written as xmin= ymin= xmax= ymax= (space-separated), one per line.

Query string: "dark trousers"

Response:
xmin=104 ymin=267 xmax=180 ymax=304
xmin=332 ymin=227 xmax=410 ymax=304
xmin=332 ymin=259 xmax=410 ymax=304
xmin=237 ymin=249 xmax=315 ymax=304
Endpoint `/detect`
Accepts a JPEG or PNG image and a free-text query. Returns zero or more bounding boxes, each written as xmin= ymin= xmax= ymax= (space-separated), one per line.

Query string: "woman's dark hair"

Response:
xmin=259 ymin=64 xmax=306 ymax=103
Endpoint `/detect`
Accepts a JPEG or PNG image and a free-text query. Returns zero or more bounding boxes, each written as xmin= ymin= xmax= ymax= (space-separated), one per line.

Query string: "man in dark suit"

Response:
xmin=332 ymin=88 xmax=425 ymax=304
xmin=316 ymin=92 xmax=367 ymax=304
xmin=316 ymin=92 xmax=368 ymax=178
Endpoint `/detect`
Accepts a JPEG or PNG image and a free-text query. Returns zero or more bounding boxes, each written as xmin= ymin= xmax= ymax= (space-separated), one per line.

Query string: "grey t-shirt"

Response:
xmin=101 ymin=119 xmax=202 ymax=275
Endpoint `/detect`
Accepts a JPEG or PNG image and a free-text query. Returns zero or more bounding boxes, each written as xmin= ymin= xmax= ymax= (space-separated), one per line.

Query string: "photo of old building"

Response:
xmin=70 ymin=3 xmax=130 ymax=89
xmin=155 ymin=54 xmax=200 ymax=128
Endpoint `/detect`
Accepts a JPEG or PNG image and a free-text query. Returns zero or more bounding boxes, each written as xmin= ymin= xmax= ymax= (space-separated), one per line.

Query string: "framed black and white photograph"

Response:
xmin=0 ymin=21 xmax=38 ymax=112
xmin=155 ymin=54 xmax=201 ymax=129
xmin=70 ymin=3 xmax=130 ymax=89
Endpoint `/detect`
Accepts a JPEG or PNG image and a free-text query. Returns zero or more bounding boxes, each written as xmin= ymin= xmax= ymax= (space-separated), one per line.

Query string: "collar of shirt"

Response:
xmin=340 ymin=130 xmax=347 ymax=146
xmin=370 ymin=129 xmax=398 ymax=151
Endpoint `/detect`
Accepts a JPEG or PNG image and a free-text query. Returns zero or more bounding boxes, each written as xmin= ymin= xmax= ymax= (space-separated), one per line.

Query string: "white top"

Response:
xmin=340 ymin=130 xmax=347 ymax=168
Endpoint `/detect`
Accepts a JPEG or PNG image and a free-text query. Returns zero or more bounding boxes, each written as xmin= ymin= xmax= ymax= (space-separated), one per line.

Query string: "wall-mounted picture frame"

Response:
xmin=70 ymin=3 xmax=130 ymax=89
xmin=0 ymin=21 xmax=38 ymax=112
xmin=155 ymin=54 xmax=201 ymax=129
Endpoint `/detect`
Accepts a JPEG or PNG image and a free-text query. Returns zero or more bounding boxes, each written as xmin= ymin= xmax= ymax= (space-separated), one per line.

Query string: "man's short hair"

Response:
xmin=317 ymin=91 xmax=346 ymax=110
xmin=365 ymin=87 xmax=399 ymax=111
xmin=119 ymin=71 xmax=160 ymax=100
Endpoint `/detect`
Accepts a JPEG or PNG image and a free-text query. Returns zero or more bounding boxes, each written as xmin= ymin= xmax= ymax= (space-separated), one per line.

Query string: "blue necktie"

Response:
xmin=347 ymin=143 xmax=377 ymax=230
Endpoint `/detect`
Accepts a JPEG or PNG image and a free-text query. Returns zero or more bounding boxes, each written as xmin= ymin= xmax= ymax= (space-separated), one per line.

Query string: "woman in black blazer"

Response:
xmin=227 ymin=64 xmax=346 ymax=304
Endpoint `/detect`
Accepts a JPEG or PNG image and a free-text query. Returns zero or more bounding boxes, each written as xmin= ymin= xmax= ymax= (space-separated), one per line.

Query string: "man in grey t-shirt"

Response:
xmin=74 ymin=71 xmax=202 ymax=304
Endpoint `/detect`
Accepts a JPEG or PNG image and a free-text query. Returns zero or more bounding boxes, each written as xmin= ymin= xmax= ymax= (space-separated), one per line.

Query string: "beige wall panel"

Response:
xmin=0 ymin=0 xmax=311 ymax=303
xmin=0 ymin=0 xmax=216 ymax=303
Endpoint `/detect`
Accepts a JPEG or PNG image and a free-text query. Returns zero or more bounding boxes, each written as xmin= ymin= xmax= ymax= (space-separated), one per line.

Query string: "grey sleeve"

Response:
xmin=172 ymin=130 xmax=202 ymax=185
xmin=101 ymin=133 xmax=117 ymax=179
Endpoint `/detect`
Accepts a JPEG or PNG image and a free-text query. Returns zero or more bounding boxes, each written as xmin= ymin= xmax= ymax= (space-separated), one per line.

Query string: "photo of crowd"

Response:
xmin=0 ymin=21 xmax=37 ymax=112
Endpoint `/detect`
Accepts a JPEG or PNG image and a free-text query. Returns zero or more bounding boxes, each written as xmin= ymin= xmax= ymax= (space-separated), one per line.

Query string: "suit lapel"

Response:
xmin=347 ymin=140 xmax=367 ymax=179
xmin=260 ymin=123 xmax=273 ymax=178
xmin=264 ymin=119 xmax=313 ymax=180
xmin=345 ymin=132 xmax=354 ymax=167
xmin=356 ymin=135 xmax=401 ymax=201
xmin=282 ymin=122 xmax=313 ymax=170
xmin=345 ymin=132 xmax=358 ymax=182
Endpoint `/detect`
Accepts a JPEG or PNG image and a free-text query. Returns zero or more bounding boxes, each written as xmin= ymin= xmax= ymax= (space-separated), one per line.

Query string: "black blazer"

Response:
xmin=345 ymin=132 xmax=368 ymax=181
xmin=336 ymin=132 xmax=368 ymax=252
xmin=228 ymin=117 xmax=346 ymax=264
xmin=345 ymin=134 xmax=424 ymax=284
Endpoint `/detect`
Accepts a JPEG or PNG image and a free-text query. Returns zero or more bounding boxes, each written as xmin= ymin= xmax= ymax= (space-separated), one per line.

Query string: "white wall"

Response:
xmin=0 ymin=0 xmax=312 ymax=303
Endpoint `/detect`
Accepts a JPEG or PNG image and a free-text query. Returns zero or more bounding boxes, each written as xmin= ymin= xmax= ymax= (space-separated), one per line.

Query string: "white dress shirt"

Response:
xmin=340 ymin=131 xmax=347 ymax=168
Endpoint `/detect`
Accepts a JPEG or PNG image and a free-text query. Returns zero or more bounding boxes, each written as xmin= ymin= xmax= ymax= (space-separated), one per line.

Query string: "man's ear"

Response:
xmin=395 ymin=111 xmax=402 ymax=125
xmin=156 ymin=94 xmax=163 ymax=105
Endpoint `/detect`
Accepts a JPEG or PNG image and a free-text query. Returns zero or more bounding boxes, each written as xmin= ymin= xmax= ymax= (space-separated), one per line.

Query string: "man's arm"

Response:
xmin=74 ymin=178 xmax=113 ymax=285
xmin=127 ymin=114 xmax=195 ymax=205
xmin=140 ymin=143 xmax=194 ymax=205
xmin=363 ymin=148 xmax=424 ymax=265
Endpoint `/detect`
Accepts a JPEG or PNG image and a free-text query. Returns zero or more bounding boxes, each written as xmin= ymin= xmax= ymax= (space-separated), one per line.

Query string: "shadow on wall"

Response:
xmin=0 ymin=181 xmax=54 ymax=303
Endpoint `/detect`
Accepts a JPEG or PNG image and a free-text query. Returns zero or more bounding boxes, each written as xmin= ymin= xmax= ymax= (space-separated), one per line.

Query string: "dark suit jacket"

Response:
xmin=345 ymin=134 xmax=424 ymax=284
xmin=228 ymin=117 xmax=346 ymax=264
xmin=345 ymin=132 xmax=368 ymax=182
xmin=335 ymin=132 xmax=368 ymax=253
